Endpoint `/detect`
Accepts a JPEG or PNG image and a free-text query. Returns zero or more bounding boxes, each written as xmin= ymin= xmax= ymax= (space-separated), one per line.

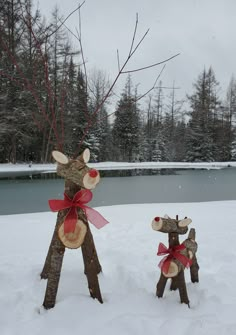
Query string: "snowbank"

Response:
xmin=1 ymin=161 xmax=236 ymax=178
xmin=0 ymin=201 xmax=236 ymax=334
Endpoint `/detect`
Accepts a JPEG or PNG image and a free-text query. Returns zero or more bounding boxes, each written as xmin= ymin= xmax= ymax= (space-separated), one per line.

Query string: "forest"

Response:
xmin=1 ymin=0 xmax=236 ymax=164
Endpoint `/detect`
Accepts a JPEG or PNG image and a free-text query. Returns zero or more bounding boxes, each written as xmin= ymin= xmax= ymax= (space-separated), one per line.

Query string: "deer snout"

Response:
xmin=83 ymin=168 xmax=100 ymax=189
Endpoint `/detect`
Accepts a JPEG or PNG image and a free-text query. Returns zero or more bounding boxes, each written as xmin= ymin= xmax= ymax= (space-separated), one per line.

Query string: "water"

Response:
xmin=1 ymin=168 xmax=236 ymax=215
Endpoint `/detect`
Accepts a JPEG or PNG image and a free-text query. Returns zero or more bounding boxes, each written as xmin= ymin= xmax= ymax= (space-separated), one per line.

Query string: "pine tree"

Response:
xmin=186 ymin=67 xmax=221 ymax=162
xmin=112 ymin=75 xmax=141 ymax=161
xmin=88 ymin=70 xmax=112 ymax=162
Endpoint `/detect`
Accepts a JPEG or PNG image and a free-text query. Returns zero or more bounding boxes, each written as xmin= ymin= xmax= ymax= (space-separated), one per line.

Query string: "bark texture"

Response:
xmin=156 ymin=273 xmax=168 ymax=298
xmin=81 ymin=224 xmax=103 ymax=303
xmin=40 ymin=210 xmax=66 ymax=279
xmin=43 ymin=240 xmax=65 ymax=309
xmin=153 ymin=217 xmax=188 ymax=235
xmin=190 ymin=254 xmax=200 ymax=283
xmin=57 ymin=161 xmax=90 ymax=187
xmin=176 ymin=270 xmax=190 ymax=306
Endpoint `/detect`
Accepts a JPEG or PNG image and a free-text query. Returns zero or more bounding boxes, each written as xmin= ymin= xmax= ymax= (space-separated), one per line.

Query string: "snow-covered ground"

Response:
xmin=1 ymin=201 xmax=236 ymax=335
xmin=1 ymin=161 xmax=236 ymax=177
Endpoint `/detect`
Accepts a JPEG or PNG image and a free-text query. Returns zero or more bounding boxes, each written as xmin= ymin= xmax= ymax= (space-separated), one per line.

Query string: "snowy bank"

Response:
xmin=0 ymin=161 xmax=236 ymax=178
xmin=0 ymin=201 xmax=236 ymax=335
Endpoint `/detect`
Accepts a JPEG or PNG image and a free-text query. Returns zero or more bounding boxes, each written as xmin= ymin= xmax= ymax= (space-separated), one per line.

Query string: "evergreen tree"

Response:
xmin=112 ymin=75 xmax=141 ymax=161
xmin=186 ymin=67 xmax=221 ymax=162
xmin=88 ymin=70 xmax=112 ymax=162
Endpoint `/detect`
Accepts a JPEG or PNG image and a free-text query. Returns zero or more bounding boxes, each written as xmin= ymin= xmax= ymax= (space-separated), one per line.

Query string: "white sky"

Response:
xmin=37 ymin=0 xmax=236 ymax=107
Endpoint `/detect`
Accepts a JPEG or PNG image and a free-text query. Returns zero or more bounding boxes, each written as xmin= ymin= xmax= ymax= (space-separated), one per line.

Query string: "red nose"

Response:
xmin=154 ymin=217 xmax=160 ymax=222
xmin=89 ymin=169 xmax=98 ymax=178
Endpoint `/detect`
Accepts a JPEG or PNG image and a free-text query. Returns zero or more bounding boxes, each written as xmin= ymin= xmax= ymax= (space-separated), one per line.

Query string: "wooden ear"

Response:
xmin=81 ymin=148 xmax=90 ymax=163
xmin=52 ymin=151 xmax=69 ymax=165
xmin=178 ymin=218 xmax=192 ymax=227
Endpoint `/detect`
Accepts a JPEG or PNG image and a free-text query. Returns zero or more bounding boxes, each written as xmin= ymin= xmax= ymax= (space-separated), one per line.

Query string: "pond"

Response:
xmin=1 ymin=168 xmax=236 ymax=215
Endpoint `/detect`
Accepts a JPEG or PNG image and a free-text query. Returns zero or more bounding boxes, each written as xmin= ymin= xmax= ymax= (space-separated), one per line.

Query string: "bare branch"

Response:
xmin=135 ymin=64 xmax=166 ymax=102
xmin=47 ymin=2 xmax=85 ymax=38
xmin=122 ymin=53 xmax=180 ymax=74
xmin=117 ymin=49 xmax=120 ymax=72
xmin=130 ymin=28 xmax=150 ymax=57
xmin=129 ymin=13 xmax=138 ymax=56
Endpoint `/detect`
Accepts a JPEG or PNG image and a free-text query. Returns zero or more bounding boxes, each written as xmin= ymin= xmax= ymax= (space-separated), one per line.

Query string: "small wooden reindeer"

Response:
xmin=151 ymin=215 xmax=199 ymax=306
xmin=40 ymin=148 xmax=108 ymax=309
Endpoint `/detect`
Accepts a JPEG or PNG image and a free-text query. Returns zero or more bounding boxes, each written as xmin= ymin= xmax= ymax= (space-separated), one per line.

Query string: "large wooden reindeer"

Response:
xmin=151 ymin=215 xmax=199 ymax=306
xmin=41 ymin=148 xmax=108 ymax=309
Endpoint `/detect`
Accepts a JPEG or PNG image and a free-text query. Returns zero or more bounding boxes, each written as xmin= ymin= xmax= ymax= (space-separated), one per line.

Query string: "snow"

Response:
xmin=1 ymin=201 xmax=236 ymax=335
xmin=1 ymin=161 xmax=236 ymax=178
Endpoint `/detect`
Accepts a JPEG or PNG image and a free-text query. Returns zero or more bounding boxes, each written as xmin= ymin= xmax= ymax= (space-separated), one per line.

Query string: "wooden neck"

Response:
xmin=168 ymin=232 xmax=180 ymax=248
xmin=64 ymin=179 xmax=83 ymax=198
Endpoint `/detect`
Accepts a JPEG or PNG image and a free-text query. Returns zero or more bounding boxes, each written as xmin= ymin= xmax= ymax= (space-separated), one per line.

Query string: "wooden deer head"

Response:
xmin=52 ymin=149 xmax=100 ymax=190
xmin=41 ymin=148 xmax=107 ymax=309
xmin=152 ymin=215 xmax=192 ymax=235
xmin=151 ymin=214 xmax=199 ymax=306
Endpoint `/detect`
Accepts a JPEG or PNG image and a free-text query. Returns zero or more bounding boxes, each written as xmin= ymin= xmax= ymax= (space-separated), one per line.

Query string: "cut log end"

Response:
xmin=58 ymin=220 xmax=87 ymax=249
xmin=151 ymin=217 xmax=163 ymax=231
xmin=52 ymin=151 xmax=69 ymax=165
xmin=83 ymin=171 xmax=100 ymax=189
xmin=163 ymin=261 xmax=179 ymax=278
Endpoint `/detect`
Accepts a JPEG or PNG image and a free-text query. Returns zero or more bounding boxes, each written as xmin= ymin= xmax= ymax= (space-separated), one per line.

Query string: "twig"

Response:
xmin=117 ymin=49 xmax=120 ymax=72
xmin=136 ymin=64 xmax=166 ymax=102
xmin=46 ymin=2 xmax=85 ymax=39
xmin=129 ymin=13 xmax=138 ymax=56
xmin=121 ymin=53 xmax=180 ymax=74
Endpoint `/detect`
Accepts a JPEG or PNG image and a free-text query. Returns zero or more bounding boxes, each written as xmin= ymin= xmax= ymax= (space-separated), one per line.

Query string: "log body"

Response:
xmin=41 ymin=177 xmax=103 ymax=308
xmin=154 ymin=216 xmax=199 ymax=306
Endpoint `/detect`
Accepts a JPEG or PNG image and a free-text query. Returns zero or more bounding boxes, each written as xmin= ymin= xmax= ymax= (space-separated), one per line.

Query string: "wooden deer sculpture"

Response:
xmin=40 ymin=148 xmax=108 ymax=309
xmin=151 ymin=215 xmax=199 ymax=306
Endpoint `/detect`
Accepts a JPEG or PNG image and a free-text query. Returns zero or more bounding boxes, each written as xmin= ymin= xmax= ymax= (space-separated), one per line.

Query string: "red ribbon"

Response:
xmin=48 ymin=189 xmax=109 ymax=234
xmin=157 ymin=243 xmax=192 ymax=274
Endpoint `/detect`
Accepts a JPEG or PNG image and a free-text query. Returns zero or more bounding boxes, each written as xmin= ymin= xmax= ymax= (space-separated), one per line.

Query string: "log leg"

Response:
xmin=176 ymin=270 xmax=190 ymax=306
xmin=43 ymin=242 xmax=65 ymax=309
xmin=41 ymin=212 xmax=64 ymax=279
xmin=170 ymin=277 xmax=178 ymax=291
xmin=190 ymin=254 xmax=199 ymax=283
xmin=40 ymin=226 xmax=58 ymax=279
xmin=81 ymin=229 xmax=103 ymax=304
xmin=156 ymin=273 xmax=168 ymax=298
xmin=82 ymin=224 xmax=102 ymax=275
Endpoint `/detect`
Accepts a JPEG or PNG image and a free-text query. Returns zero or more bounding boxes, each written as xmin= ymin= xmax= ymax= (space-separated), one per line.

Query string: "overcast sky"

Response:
xmin=37 ymin=0 xmax=235 ymax=106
